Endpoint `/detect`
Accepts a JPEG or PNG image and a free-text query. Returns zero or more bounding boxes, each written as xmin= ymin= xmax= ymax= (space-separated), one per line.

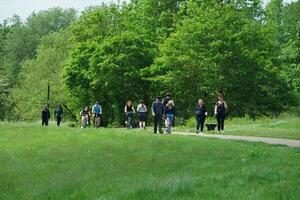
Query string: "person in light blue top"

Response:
xmin=92 ymin=101 xmax=102 ymax=127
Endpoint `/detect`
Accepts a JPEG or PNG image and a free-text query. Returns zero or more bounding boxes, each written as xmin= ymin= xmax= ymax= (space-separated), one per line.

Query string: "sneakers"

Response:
xmin=196 ymin=130 xmax=199 ymax=134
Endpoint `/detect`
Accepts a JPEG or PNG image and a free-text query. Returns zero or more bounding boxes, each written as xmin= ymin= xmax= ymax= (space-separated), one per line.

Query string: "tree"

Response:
xmin=279 ymin=1 xmax=300 ymax=92
xmin=144 ymin=1 xmax=293 ymax=118
xmin=9 ymin=30 xmax=75 ymax=121
xmin=65 ymin=31 xmax=155 ymax=124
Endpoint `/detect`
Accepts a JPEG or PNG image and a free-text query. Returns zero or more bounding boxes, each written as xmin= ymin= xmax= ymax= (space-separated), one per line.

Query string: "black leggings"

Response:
xmin=196 ymin=118 xmax=205 ymax=132
xmin=217 ymin=115 xmax=225 ymax=131
xmin=42 ymin=117 xmax=49 ymax=126
xmin=56 ymin=117 xmax=62 ymax=127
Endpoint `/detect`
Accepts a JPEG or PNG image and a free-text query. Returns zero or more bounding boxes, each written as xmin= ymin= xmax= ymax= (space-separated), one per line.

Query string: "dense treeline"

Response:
xmin=0 ymin=0 xmax=299 ymax=124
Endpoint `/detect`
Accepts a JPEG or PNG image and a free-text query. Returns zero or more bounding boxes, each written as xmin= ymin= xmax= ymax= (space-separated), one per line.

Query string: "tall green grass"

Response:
xmin=0 ymin=123 xmax=300 ymax=199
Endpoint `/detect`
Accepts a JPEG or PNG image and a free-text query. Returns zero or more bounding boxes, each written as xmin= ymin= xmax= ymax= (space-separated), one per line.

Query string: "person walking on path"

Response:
xmin=151 ymin=96 xmax=165 ymax=134
xmin=214 ymin=95 xmax=228 ymax=134
xmin=163 ymin=92 xmax=175 ymax=127
xmin=137 ymin=100 xmax=147 ymax=129
xmin=41 ymin=105 xmax=50 ymax=126
xmin=54 ymin=104 xmax=63 ymax=127
xmin=164 ymin=100 xmax=176 ymax=134
xmin=195 ymin=99 xmax=207 ymax=134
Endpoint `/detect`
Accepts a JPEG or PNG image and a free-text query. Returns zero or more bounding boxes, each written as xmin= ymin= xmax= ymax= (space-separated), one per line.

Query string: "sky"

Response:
xmin=0 ymin=0 xmax=297 ymax=23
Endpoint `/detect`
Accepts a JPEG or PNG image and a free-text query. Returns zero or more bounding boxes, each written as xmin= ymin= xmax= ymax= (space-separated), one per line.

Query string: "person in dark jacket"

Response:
xmin=54 ymin=104 xmax=63 ymax=127
xmin=164 ymin=100 xmax=176 ymax=134
xmin=214 ymin=95 xmax=228 ymax=134
xmin=195 ymin=99 xmax=207 ymax=134
xmin=41 ymin=105 xmax=50 ymax=126
xmin=163 ymin=92 xmax=173 ymax=106
xmin=151 ymin=96 xmax=164 ymax=134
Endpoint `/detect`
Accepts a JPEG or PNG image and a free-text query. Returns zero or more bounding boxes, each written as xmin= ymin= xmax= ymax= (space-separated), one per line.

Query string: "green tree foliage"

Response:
xmin=279 ymin=1 xmax=300 ymax=92
xmin=8 ymin=31 xmax=74 ymax=121
xmin=144 ymin=1 xmax=293 ymax=117
xmin=0 ymin=8 xmax=77 ymax=120
xmin=2 ymin=0 xmax=300 ymax=122
xmin=2 ymin=8 xmax=77 ymax=83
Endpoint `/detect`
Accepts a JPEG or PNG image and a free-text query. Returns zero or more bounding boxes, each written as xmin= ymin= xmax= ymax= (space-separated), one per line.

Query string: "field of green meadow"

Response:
xmin=0 ymin=118 xmax=300 ymax=200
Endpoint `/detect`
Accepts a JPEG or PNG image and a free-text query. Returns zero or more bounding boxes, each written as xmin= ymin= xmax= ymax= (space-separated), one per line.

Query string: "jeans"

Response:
xmin=166 ymin=114 xmax=174 ymax=133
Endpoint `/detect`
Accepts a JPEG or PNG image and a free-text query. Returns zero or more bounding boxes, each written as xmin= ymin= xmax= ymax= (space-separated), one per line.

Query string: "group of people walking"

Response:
xmin=195 ymin=95 xmax=228 ymax=134
xmin=41 ymin=104 xmax=63 ymax=127
xmin=41 ymin=93 xmax=228 ymax=134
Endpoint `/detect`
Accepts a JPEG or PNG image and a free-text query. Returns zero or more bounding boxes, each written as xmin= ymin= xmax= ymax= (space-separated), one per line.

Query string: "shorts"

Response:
xmin=138 ymin=112 xmax=147 ymax=122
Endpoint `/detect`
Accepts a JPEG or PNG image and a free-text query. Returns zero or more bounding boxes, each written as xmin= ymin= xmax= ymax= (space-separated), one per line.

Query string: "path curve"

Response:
xmin=173 ymin=132 xmax=300 ymax=148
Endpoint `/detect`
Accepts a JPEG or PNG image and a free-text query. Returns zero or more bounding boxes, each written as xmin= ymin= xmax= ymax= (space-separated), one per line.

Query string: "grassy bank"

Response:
xmin=183 ymin=116 xmax=300 ymax=140
xmin=0 ymin=123 xmax=300 ymax=199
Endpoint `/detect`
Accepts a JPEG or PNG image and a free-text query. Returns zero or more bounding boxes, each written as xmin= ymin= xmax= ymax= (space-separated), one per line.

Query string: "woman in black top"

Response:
xmin=41 ymin=105 xmax=50 ymax=126
xmin=214 ymin=95 xmax=228 ymax=134
xmin=195 ymin=99 xmax=207 ymax=134
xmin=124 ymin=100 xmax=136 ymax=126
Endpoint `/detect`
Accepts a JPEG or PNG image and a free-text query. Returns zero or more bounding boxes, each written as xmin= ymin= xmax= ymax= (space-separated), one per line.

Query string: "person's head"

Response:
xmin=167 ymin=100 xmax=174 ymax=107
xmin=84 ymin=106 xmax=88 ymax=111
xmin=218 ymin=95 xmax=224 ymax=101
xmin=166 ymin=92 xmax=172 ymax=98
xmin=44 ymin=104 xmax=48 ymax=109
xmin=140 ymin=100 xmax=144 ymax=105
xmin=95 ymin=101 xmax=99 ymax=105
xmin=126 ymin=100 xmax=133 ymax=106
xmin=156 ymin=96 xmax=161 ymax=102
xmin=198 ymin=99 xmax=204 ymax=106
xmin=57 ymin=104 xmax=61 ymax=108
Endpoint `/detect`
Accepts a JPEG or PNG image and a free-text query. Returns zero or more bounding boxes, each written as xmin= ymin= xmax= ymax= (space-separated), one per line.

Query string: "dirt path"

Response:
xmin=173 ymin=132 xmax=300 ymax=148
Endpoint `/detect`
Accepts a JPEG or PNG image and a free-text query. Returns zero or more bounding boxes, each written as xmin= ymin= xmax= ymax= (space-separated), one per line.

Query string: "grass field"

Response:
xmin=184 ymin=116 xmax=300 ymax=140
xmin=0 ymin=123 xmax=300 ymax=200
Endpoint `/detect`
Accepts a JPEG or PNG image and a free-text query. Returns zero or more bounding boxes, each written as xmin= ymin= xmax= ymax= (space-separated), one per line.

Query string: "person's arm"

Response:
xmin=92 ymin=105 xmax=95 ymax=114
xmin=80 ymin=110 xmax=83 ymax=116
xmin=214 ymin=104 xmax=217 ymax=115
xmin=99 ymin=105 xmax=102 ymax=115
xmin=151 ymin=102 xmax=155 ymax=116
xmin=61 ymin=109 xmax=63 ymax=117
xmin=137 ymin=105 xmax=140 ymax=112
xmin=224 ymin=101 xmax=228 ymax=110
xmin=144 ymin=105 xmax=147 ymax=112
xmin=204 ymin=106 xmax=208 ymax=116
xmin=133 ymin=106 xmax=136 ymax=113
xmin=124 ymin=106 xmax=127 ymax=113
